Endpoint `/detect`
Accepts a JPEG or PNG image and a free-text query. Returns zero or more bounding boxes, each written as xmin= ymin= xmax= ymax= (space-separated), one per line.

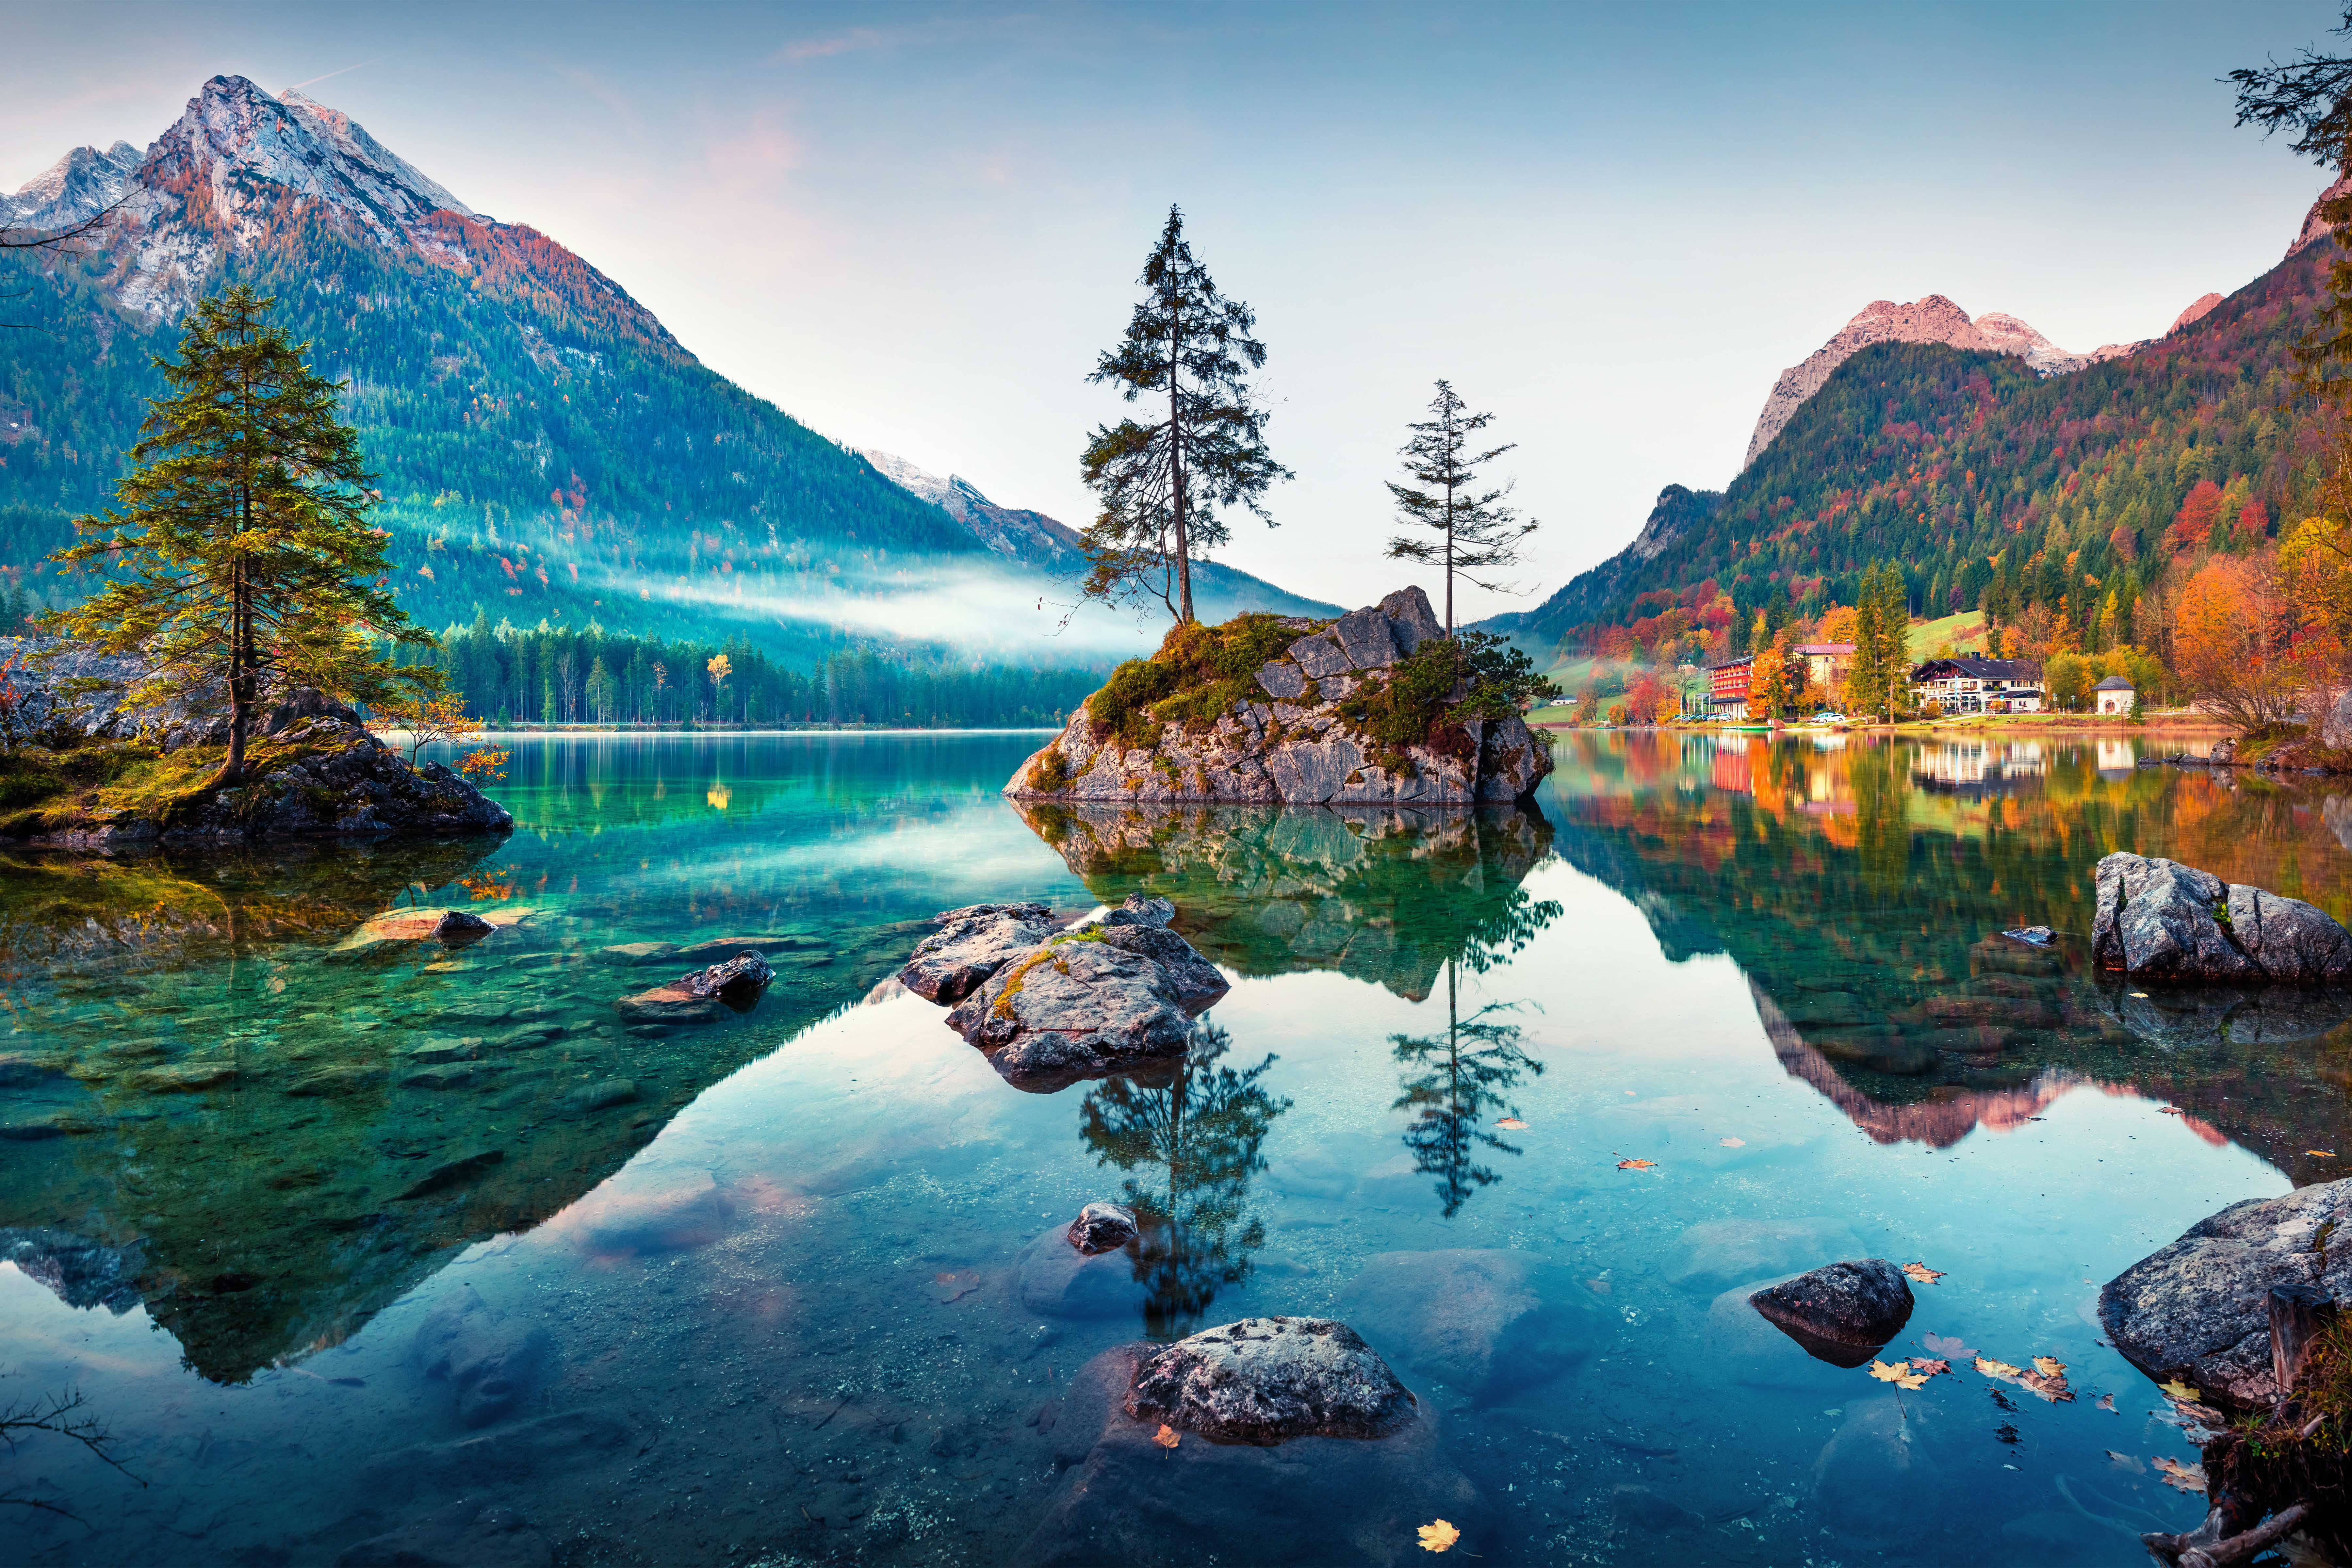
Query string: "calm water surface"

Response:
xmin=5 ymin=729 xmax=2351 ymax=1564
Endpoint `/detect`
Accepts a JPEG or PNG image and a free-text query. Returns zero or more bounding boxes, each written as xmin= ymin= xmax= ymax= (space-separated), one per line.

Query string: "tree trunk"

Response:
xmin=1170 ymin=302 xmax=1192 ymax=625
xmin=2270 ymin=1283 xmax=2335 ymax=1404
xmin=211 ymin=555 xmax=252 ymax=790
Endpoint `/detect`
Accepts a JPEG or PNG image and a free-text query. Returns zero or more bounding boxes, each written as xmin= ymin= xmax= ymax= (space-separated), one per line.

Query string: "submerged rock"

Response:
xmin=332 ymin=905 xmax=515 ymax=958
xmin=411 ymin=1286 xmax=553 ymax=1430
xmin=1005 ymin=587 xmax=1551 ymax=806
xmin=1017 ymin=1226 xmax=1150 ymax=1318
xmin=678 ymin=950 xmax=774 ymax=1001
xmin=1341 ymin=1249 xmax=1603 ymax=1402
xmin=2091 ymin=851 xmax=2352 ymax=982
xmin=896 ymin=902 xmax=1061 ymax=1002
xmin=1748 ymin=1259 xmax=1914 ymax=1367
xmin=1123 ymin=1316 xmax=1416 ymax=1445
xmin=1066 ymin=1201 xmax=1138 ymax=1256
xmin=941 ymin=917 xmax=1229 ymax=1091
xmin=612 ymin=951 xmax=773 ymax=1025
xmin=2100 ymin=1176 xmax=2352 ymax=1408
xmin=1017 ymin=1342 xmax=1477 ymax=1567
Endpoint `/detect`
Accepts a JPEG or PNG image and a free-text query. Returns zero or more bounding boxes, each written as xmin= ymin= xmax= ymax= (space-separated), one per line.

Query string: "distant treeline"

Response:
xmin=428 ymin=616 xmax=1103 ymax=728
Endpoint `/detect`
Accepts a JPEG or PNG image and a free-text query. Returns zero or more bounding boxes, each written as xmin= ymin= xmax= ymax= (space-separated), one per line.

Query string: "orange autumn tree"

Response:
xmin=2170 ymin=480 xmax=2226 ymax=550
xmin=1747 ymin=637 xmax=1793 ymax=719
xmin=2172 ymin=557 xmax=2331 ymax=732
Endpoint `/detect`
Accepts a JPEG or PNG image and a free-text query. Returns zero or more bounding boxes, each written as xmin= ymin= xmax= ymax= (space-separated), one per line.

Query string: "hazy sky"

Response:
xmin=2 ymin=1 xmax=2341 ymax=618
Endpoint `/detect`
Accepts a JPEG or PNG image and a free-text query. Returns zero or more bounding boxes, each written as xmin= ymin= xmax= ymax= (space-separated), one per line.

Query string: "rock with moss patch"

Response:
xmin=940 ymin=919 xmax=1228 ymax=1091
xmin=1006 ymin=587 xmax=1549 ymax=806
xmin=897 ymin=902 xmax=1061 ymax=1002
xmin=2092 ymin=852 xmax=2352 ymax=982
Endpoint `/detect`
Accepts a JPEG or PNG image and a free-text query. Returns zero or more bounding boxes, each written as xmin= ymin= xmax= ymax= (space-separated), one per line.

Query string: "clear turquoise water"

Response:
xmin=1 ymin=728 xmax=2344 ymax=1564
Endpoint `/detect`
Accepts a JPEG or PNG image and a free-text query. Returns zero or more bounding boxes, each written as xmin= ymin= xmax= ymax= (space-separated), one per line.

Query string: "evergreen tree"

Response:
xmin=1383 ymin=380 xmax=1539 ymax=634
xmin=1078 ymin=206 xmax=1290 ymax=624
xmin=49 ymin=286 xmax=429 ymax=784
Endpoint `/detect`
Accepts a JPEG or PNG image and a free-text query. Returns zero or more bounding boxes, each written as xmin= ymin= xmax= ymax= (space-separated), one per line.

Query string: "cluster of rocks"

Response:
xmin=1004 ymin=587 xmax=1552 ymax=807
xmin=898 ymin=894 xmax=1231 ymax=1091
xmin=2094 ymin=852 xmax=2352 ymax=983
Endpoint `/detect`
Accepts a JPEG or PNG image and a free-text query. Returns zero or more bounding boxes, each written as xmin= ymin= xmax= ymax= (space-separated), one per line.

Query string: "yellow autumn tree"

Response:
xmin=1748 ymin=636 xmax=1792 ymax=719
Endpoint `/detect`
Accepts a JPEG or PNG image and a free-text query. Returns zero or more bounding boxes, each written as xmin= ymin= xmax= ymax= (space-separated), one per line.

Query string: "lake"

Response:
xmin=3 ymin=727 xmax=2347 ymax=1565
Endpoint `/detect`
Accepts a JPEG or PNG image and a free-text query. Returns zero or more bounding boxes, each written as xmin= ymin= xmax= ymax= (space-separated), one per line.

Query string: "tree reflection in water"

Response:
xmin=1076 ymin=1020 xmax=1291 ymax=1338
xmin=1391 ymin=959 xmax=1542 ymax=1218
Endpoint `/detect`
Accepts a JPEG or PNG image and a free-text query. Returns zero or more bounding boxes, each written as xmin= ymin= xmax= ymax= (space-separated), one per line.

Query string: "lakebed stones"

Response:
xmin=934 ymin=902 xmax=1230 ymax=1091
xmin=1067 ymin=1200 xmax=1138 ymax=1255
xmin=2092 ymin=851 xmax=2352 ymax=983
xmin=333 ymin=1503 xmax=554 ymax=1568
xmin=1748 ymin=1258 xmax=1914 ymax=1367
xmin=1341 ymin=1249 xmax=1603 ymax=1403
xmin=1004 ymin=587 xmax=1551 ymax=807
xmin=1663 ymin=1217 xmax=1867 ymax=1296
xmin=896 ymin=902 xmax=1060 ymax=1002
xmin=2100 ymin=1175 xmax=2352 ymax=1408
xmin=1124 ymin=1316 xmax=1415 ymax=1445
xmin=1016 ymin=1339 xmax=1477 ymax=1567
xmin=1017 ymin=1226 xmax=1151 ymax=1318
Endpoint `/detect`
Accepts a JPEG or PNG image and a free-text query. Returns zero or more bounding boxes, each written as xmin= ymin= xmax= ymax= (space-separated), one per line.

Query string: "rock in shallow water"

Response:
xmin=1341 ymin=1249 xmax=1603 ymax=1403
xmin=334 ymin=1502 xmax=552 ymax=1568
xmin=942 ymin=918 xmax=1229 ymax=1091
xmin=2091 ymin=851 xmax=2352 ymax=981
xmin=1066 ymin=1201 xmax=1138 ymax=1255
xmin=1748 ymin=1259 xmax=1914 ymax=1367
xmin=1124 ymin=1316 xmax=1415 ymax=1445
xmin=2100 ymin=1175 xmax=2352 ymax=1408
xmin=897 ymin=902 xmax=1061 ymax=1002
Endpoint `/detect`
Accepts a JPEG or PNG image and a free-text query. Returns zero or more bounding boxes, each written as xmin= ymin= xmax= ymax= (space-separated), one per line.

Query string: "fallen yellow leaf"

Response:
xmin=1720 ymin=1136 xmax=1745 ymax=1147
xmin=2158 ymin=1379 xmax=2200 ymax=1402
xmin=1976 ymin=1356 xmax=2024 ymax=1381
xmin=1616 ymin=1158 xmax=1657 ymax=1171
xmin=2032 ymin=1357 xmax=2066 ymax=1379
xmin=1869 ymin=1359 xmax=1929 ymax=1390
xmin=2152 ymin=1456 xmax=2206 ymax=1493
xmin=2311 ymin=1150 xmax=2338 ymax=1158
xmin=1902 ymin=1262 xmax=1945 ymax=1284
xmin=1418 ymin=1519 xmax=1460 ymax=1553
xmin=1497 ymin=1117 xmax=1528 ymax=1130
xmin=1153 ymin=1423 xmax=1180 ymax=1450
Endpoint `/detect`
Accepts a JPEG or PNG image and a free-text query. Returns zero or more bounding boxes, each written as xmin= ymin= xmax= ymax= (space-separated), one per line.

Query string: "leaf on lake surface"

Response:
xmin=1912 ymin=1358 xmax=1951 ymax=1377
xmin=1902 ymin=1262 xmax=1945 ymax=1284
xmin=2311 ymin=1151 xmax=2337 ymax=1158
xmin=2159 ymin=1106 xmax=2181 ymax=1115
xmin=1976 ymin=1357 xmax=2024 ymax=1381
xmin=1720 ymin=1136 xmax=1745 ymax=1147
xmin=2152 ymin=1456 xmax=2207 ymax=1493
xmin=1869 ymin=1359 xmax=1929 ymax=1390
xmin=1153 ymin=1424 xmax=1180 ymax=1450
xmin=1921 ymin=1333 xmax=1974 ymax=1358
xmin=2107 ymin=1450 xmax=2146 ymax=1473
xmin=1497 ymin=1117 xmax=1528 ymax=1130
xmin=1616 ymin=1159 xmax=1657 ymax=1171
xmin=2019 ymin=1369 xmax=2075 ymax=1403
xmin=2158 ymin=1380 xmax=2201 ymax=1402
xmin=2032 ymin=1357 xmax=2065 ymax=1379
xmin=1418 ymin=1519 xmax=1460 ymax=1553
xmin=2097 ymin=1394 xmax=2117 ymax=1412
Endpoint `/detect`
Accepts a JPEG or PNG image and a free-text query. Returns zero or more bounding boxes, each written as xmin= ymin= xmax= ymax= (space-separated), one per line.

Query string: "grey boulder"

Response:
xmin=1123 ymin=1316 xmax=1415 ymax=1445
xmin=1748 ymin=1259 xmax=1914 ymax=1367
xmin=897 ymin=902 xmax=1061 ymax=1003
xmin=2092 ymin=851 xmax=2352 ymax=982
xmin=944 ymin=920 xmax=1228 ymax=1092
xmin=1066 ymin=1201 xmax=1138 ymax=1255
xmin=2099 ymin=1175 xmax=2352 ymax=1408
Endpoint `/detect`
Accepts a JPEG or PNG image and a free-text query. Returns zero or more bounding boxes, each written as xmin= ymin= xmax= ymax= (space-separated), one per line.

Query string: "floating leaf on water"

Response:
xmin=1912 ymin=1358 xmax=1950 ymax=1377
xmin=1153 ymin=1423 xmax=1180 ymax=1450
xmin=1869 ymin=1359 xmax=1929 ymax=1390
xmin=1976 ymin=1356 xmax=2024 ymax=1381
xmin=1902 ymin=1262 xmax=1945 ymax=1284
xmin=2159 ymin=1106 xmax=2182 ymax=1116
xmin=1417 ymin=1519 xmax=1460 ymax=1553
xmin=2019 ymin=1369 xmax=2075 ymax=1403
xmin=2107 ymin=1450 xmax=2146 ymax=1473
xmin=1616 ymin=1158 xmax=1657 ymax=1171
xmin=2097 ymin=1393 xmax=2117 ymax=1412
xmin=2311 ymin=1151 xmax=2337 ymax=1158
xmin=1720 ymin=1136 xmax=1745 ymax=1147
xmin=1496 ymin=1117 xmax=1528 ymax=1130
xmin=2032 ymin=1357 xmax=2066 ymax=1379
xmin=2158 ymin=1379 xmax=2201 ymax=1402
xmin=1922 ymin=1333 xmax=1974 ymax=1358
xmin=2152 ymin=1456 xmax=2206 ymax=1493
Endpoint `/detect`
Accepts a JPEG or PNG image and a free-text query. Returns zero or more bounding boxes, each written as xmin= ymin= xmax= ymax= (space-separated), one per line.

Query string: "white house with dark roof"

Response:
xmin=2093 ymin=674 xmax=2135 ymax=715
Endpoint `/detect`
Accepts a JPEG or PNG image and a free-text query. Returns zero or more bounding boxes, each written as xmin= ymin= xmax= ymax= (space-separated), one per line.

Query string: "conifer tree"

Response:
xmin=49 ymin=286 xmax=431 ymax=785
xmin=1079 ymin=206 xmax=1290 ymax=624
xmin=1384 ymin=380 xmax=1539 ymax=635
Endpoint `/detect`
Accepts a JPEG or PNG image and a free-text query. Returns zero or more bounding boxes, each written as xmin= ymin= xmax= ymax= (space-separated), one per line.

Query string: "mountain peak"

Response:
xmin=3 ymin=139 xmax=141 ymax=231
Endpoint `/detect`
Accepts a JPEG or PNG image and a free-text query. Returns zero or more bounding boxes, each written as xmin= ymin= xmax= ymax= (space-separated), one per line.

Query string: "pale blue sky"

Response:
xmin=1 ymin=1 xmax=2339 ymax=614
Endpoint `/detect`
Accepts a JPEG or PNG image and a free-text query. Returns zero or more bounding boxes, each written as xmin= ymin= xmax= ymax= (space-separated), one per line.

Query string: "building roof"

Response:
xmin=2093 ymin=675 xmax=2135 ymax=690
xmin=1790 ymin=642 xmax=1856 ymax=656
xmin=1706 ymin=655 xmax=1754 ymax=671
xmin=1911 ymin=656 xmax=2034 ymax=682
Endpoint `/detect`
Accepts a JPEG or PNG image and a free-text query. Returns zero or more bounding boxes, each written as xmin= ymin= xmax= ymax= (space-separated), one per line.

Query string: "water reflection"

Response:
xmin=1389 ymin=960 xmax=1541 ymax=1217
xmin=1551 ymin=730 xmax=2352 ymax=1182
xmin=1076 ymin=1020 xmax=1290 ymax=1337
xmin=1017 ymin=801 xmax=1557 ymax=1000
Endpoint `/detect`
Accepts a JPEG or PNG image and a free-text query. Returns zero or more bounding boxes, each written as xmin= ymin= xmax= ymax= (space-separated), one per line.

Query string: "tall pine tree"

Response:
xmin=50 ymin=286 xmax=432 ymax=784
xmin=1078 ymin=206 xmax=1290 ymax=624
xmin=1383 ymin=380 xmax=1539 ymax=635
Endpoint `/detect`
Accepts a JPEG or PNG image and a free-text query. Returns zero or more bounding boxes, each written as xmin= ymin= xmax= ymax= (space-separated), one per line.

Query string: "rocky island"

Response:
xmin=1005 ymin=588 xmax=1552 ymax=806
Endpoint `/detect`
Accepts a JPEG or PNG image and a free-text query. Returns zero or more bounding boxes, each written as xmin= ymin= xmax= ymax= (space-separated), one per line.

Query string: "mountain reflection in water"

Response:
xmin=1551 ymin=729 xmax=2352 ymax=1181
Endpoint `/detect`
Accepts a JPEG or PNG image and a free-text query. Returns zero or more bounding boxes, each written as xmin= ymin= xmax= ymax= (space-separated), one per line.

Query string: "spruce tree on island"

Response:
xmin=1384 ymin=380 xmax=1539 ymax=635
xmin=1079 ymin=206 xmax=1290 ymax=624
xmin=49 ymin=286 xmax=433 ymax=786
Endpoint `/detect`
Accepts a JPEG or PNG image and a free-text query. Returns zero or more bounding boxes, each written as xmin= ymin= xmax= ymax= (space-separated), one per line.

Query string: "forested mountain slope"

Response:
xmin=0 ymin=75 xmax=1322 ymax=666
xmin=1487 ymin=205 xmax=2332 ymax=663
